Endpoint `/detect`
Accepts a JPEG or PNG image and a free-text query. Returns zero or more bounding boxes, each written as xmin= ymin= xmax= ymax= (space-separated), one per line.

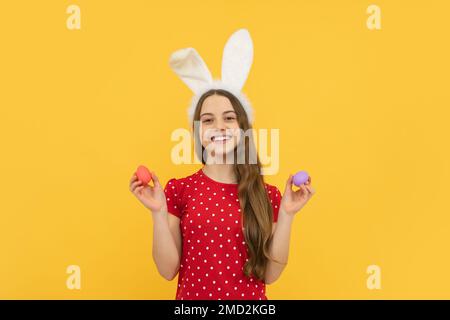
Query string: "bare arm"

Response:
xmin=129 ymin=171 xmax=182 ymax=281
xmin=265 ymin=210 xmax=294 ymax=284
xmin=151 ymin=211 xmax=182 ymax=281
xmin=264 ymin=174 xmax=315 ymax=285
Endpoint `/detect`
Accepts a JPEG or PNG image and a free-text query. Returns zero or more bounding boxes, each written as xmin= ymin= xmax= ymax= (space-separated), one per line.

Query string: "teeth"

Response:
xmin=212 ymin=135 xmax=231 ymax=142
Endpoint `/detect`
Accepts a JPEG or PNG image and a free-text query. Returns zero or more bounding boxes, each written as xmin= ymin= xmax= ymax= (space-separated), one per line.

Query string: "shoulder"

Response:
xmin=164 ymin=170 xmax=202 ymax=191
xmin=264 ymin=182 xmax=282 ymax=223
xmin=264 ymin=182 xmax=282 ymax=206
xmin=264 ymin=182 xmax=281 ymax=197
xmin=164 ymin=170 xmax=202 ymax=218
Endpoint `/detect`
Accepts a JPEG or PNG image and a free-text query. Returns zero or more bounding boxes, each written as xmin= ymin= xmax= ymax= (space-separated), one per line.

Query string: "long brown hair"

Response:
xmin=192 ymin=89 xmax=275 ymax=281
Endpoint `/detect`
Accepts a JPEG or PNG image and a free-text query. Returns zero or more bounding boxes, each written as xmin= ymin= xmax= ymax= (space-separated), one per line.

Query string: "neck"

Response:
xmin=202 ymin=164 xmax=238 ymax=184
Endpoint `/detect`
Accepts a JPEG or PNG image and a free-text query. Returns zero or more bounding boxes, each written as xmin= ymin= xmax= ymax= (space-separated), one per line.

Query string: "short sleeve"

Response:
xmin=268 ymin=185 xmax=282 ymax=223
xmin=163 ymin=178 xmax=182 ymax=218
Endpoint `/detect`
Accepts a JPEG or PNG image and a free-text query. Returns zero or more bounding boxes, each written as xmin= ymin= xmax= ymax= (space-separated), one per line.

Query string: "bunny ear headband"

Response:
xmin=169 ymin=28 xmax=254 ymax=126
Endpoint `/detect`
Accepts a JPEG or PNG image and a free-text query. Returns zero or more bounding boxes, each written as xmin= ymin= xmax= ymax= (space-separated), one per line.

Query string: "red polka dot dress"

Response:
xmin=163 ymin=168 xmax=282 ymax=300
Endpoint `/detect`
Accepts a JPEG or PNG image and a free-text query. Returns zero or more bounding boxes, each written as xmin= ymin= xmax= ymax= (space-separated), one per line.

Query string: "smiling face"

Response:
xmin=198 ymin=94 xmax=242 ymax=159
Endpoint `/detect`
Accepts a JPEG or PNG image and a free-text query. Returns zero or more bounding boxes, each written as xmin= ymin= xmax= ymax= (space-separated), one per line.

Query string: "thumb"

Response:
xmin=284 ymin=174 xmax=293 ymax=193
xmin=151 ymin=171 xmax=161 ymax=188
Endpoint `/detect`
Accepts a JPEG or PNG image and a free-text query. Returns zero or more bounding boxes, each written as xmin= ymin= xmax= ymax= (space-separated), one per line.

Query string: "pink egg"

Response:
xmin=136 ymin=165 xmax=152 ymax=185
xmin=293 ymin=171 xmax=309 ymax=187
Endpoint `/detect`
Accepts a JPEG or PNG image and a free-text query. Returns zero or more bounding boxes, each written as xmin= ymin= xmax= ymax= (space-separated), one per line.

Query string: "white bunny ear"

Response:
xmin=169 ymin=47 xmax=213 ymax=93
xmin=221 ymin=29 xmax=254 ymax=91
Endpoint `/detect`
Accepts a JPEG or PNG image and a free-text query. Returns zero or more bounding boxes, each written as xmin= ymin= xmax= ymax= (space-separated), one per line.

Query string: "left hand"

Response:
xmin=280 ymin=174 xmax=315 ymax=215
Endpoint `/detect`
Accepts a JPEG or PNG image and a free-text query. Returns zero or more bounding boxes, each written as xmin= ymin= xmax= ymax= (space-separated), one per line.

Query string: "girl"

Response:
xmin=129 ymin=29 xmax=315 ymax=299
xmin=129 ymin=89 xmax=315 ymax=300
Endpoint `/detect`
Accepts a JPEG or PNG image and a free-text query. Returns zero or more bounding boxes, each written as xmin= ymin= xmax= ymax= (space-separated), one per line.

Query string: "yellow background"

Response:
xmin=1 ymin=0 xmax=449 ymax=299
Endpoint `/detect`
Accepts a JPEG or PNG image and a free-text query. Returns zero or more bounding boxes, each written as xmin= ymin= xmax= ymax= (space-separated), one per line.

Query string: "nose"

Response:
xmin=214 ymin=118 xmax=227 ymax=131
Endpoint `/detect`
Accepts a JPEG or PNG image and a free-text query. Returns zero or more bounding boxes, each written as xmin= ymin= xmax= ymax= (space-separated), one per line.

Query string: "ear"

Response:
xmin=221 ymin=29 xmax=254 ymax=91
xmin=169 ymin=47 xmax=213 ymax=93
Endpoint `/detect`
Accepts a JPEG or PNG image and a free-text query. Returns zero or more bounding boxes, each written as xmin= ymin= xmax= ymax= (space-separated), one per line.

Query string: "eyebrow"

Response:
xmin=200 ymin=110 xmax=236 ymax=118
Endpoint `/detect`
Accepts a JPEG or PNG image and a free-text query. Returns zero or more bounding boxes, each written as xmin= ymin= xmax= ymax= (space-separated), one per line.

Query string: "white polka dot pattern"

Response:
xmin=163 ymin=168 xmax=281 ymax=300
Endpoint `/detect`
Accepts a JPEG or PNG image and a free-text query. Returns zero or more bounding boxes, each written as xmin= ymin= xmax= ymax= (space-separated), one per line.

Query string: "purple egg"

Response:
xmin=293 ymin=171 xmax=309 ymax=186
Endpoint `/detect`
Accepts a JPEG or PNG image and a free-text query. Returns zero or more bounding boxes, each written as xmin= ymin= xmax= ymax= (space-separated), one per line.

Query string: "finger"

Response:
xmin=305 ymin=176 xmax=312 ymax=185
xmin=130 ymin=173 xmax=138 ymax=184
xmin=299 ymin=184 xmax=308 ymax=195
xmin=151 ymin=171 xmax=162 ymax=188
xmin=285 ymin=174 xmax=293 ymax=190
xmin=283 ymin=174 xmax=293 ymax=196
xmin=305 ymin=185 xmax=315 ymax=195
xmin=134 ymin=185 xmax=145 ymax=195
xmin=130 ymin=179 xmax=143 ymax=191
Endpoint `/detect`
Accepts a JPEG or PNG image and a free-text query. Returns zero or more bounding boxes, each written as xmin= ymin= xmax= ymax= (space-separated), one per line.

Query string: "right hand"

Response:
xmin=129 ymin=171 xmax=167 ymax=213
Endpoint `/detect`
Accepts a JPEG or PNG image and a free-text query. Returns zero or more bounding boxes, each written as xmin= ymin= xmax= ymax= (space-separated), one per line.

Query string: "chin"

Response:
xmin=204 ymin=142 xmax=237 ymax=163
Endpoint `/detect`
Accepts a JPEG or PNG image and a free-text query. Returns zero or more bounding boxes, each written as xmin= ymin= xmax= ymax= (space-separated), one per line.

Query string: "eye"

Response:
xmin=202 ymin=118 xmax=213 ymax=124
xmin=225 ymin=116 xmax=236 ymax=121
